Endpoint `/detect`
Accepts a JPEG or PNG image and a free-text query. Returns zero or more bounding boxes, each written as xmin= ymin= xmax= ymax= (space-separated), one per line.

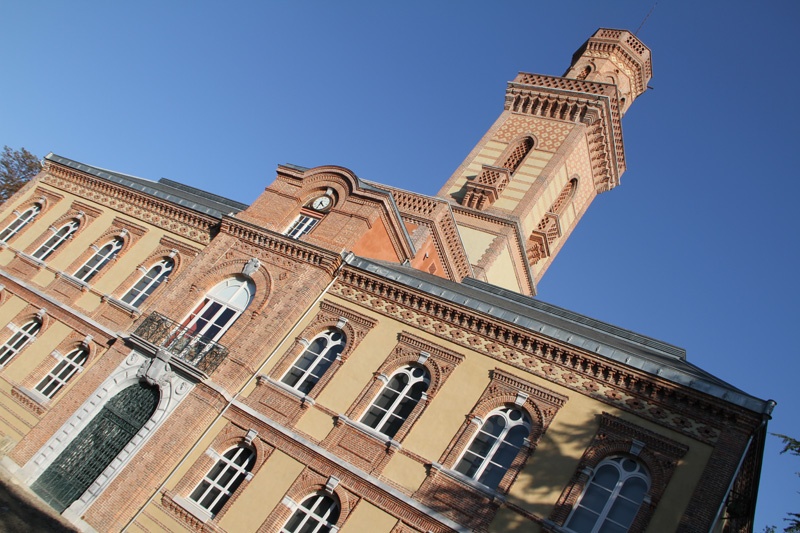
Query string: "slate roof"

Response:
xmin=45 ymin=153 xmax=248 ymax=218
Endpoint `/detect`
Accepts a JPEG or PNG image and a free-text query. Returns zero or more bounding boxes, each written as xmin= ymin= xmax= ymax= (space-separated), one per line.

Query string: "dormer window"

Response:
xmin=284 ymin=192 xmax=334 ymax=240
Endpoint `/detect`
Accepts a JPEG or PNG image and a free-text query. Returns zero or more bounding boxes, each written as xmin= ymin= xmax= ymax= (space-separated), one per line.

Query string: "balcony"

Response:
xmin=131 ymin=312 xmax=229 ymax=376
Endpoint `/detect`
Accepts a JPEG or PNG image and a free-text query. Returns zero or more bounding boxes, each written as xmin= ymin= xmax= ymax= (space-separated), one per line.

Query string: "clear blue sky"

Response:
xmin=2 ymin=1 xmax=798 ymax=529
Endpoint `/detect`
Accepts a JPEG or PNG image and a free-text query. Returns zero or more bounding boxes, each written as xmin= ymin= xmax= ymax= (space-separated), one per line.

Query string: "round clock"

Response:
xmin=311 ymin=195 xmax=332 ymax=211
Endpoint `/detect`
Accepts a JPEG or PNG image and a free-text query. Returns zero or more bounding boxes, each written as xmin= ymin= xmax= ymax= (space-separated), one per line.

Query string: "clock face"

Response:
xmin=311 ymin=195 xmax=332 ymax=211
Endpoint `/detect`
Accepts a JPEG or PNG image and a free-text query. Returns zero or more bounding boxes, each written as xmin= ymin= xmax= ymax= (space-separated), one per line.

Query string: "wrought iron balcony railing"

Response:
xmin=132 ymin=312 xmax=229 ymax=375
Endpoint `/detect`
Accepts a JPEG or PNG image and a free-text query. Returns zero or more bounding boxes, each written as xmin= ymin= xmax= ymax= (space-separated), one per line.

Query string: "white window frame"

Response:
xmin=73 ymin=237 xmax=124 ymax=283
xmin=281 ymin=329 xmax=345 ymax=394
xmin=281 ymin=492 xmax=340 ymax=533
xmin=122 ymin=258 xmax=174 ymax=307
xmin=453 ymin=406 xmax=531 ymax=489
xmin=284 ymin=215 xmax=319 ymax=240
xmin=564 ymin=455 xmax=650 ymax=533
xmin=32 ymin=220 xmax=79 ymax=261
xmin=0 ymin=204 xmax=40 ymax=243
xmin=360 ymin=364 xmax=429 ymax=439
xmin=0 ymin=319 xmax=41 ymax=367
xmin=189 ymin=445 xmax=254 ymax=516
xmin=35 ymin=347 xmax=88 ymax=399
xmin=180 ymin=277 xmax=255 ymax=343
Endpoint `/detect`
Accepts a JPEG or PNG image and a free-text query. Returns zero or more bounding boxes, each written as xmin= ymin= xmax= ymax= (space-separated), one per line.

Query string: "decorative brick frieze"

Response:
xmin=41 ymin=163 xmax=217 ymax=244
xmin=547 ymin=412 xmax=688 ymax=531
xmin=331 ymin=268 xmax=759 ymax=444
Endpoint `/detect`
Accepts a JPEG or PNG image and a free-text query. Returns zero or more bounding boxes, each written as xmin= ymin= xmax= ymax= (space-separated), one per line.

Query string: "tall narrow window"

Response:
xmin=285 ymin=215 xmax=319 ymax=240
xmin=0 ymin=204 xmax=40 ymax=243
xmin=361 ymin=364 xmax=429 ymax=439
xmin=0 ymin=318 xmax=41 ymax=366
xmin=501 ymin=137 xmax=534 ymax=173
xmin=35 ymin=347 xmax=88 ymax=399
xmin=282 ymin=493 xmax=340 ymax=533
xmin=122 ymin=258 xmax=174 ymax=307
xmin=454 ymin=406 xmax=531 ymax=490
xmin=32 ymin=220 xmax=79 ymax=261
xmin=190 ymin=445 xmax=254 ymax=516
xmin=181 ymin=276 xmax=255 ymax=342
xmin=73 ymin=237 xmax=124 ymax=283
xmin=281 ymin=329 xmax=345 ymax=394
xmin=565 ymin=456 xmax=650 ymax=533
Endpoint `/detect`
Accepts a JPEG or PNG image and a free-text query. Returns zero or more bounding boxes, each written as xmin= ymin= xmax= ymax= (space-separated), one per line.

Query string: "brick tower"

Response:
xmin=438 ymin=29 xmax=652 ymax=295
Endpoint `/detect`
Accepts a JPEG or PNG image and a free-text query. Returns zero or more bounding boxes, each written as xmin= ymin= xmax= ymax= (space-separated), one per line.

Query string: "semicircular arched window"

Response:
xmin=281 ymin=328 xmax=346 ymax=394
xmin=0 ymin=318 xmax=41 ymax=367
xmin=32 ymin=219 xmax=79 ymax=261
xmin=360 ymin=364 xmax=430 ymax=439
xmin=565 ymin=455 xmax=650 ymax=533
xmin=0 ymin=204 xmax=41 ymax=243
xmin=181 ymin=276 xmax=255 ymax=343
xmin=122 ymin=258 xmax=174 ymax=307
xmin=74 ymin=237 xmax=124 ymax=283
xmin=454 ymin=405 xmax=532 ymax=489
xmin=282 ymin=492 xmax=340 ymax=533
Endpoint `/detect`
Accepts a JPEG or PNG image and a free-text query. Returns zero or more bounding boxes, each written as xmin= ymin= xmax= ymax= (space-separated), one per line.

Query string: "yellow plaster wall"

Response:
xmin=295 ymin=406 xmax=336 ymax=442
xmin=0 ymin=185 xmax=69 ymax=252
xmin=338 ymin=499 xmax=398 ymax=533
xmin=219 ymin=449 xmax=305 ymax=532
xmin=164 ymin=417 xmax=229 ymax=491
xmin=382 ymin=452 xmax=427 ymax=493
xmin=456 ymin=225 xmax=496 ymax=268
xmin=484 ymin=244 xmax=521 ymax=292
xmin=130 ymin=503 xmax=192 ymax=533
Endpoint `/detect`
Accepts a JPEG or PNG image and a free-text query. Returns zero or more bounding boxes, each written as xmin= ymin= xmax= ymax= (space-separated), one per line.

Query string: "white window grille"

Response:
xmin=0 ymin=319 xmax=41 ymax=366
xmin=284 ymin=215 xmax=319 ymax=240
xmin=32 ymin=220 xmax=79 ymax=261
xmin=122 ymin=258 xmax=174 ymax=307
xmin=189 ymin=445 xmax=254 ymax=515
xmin=35 ymin=347 xmax=88 ymax=399
xmin=360 ymin=364 xmax=429 ymax=439
xmin=565 ymin=456 xmax=650 ymax=533
xmin=73 ymin=237 xmax=124 ymax=283
xmin=281 ymin=329 xmax=345 ymax=394
xmin=180 ymin=276 xmax=255 ymax=342
xmin=0 ymin=204 xmax=40 ymax=243
xmin=454 ymin=406 xmax=531 ymax=489
xmin=281 ymin=493 xmax=340 ymax=533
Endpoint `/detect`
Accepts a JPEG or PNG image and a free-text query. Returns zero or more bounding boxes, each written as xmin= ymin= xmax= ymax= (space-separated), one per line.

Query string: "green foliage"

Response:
xmin=774 ymin=434 xmax=800 ymax=532
xmin=0 ymin=146 xmax=40 ymax=203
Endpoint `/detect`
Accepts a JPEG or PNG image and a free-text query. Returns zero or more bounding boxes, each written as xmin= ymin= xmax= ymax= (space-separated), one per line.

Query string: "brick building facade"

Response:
xmin=0 ymin=29 xmax=772 ymax=532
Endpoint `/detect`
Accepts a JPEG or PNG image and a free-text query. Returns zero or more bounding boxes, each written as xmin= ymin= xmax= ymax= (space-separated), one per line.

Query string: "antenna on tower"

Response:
xmin=635 ymin=2 xmax=657 ymax=35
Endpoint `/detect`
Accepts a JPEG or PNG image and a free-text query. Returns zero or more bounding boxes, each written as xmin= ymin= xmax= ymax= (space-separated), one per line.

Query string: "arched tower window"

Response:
xmin=551 ymin=177 xmax=578 ymax=215
xmin=122 ymin=258 xmax=174 ymax=307
xmin=360 ymin=364 xmax=430 ymax=439
xmin=501 ymin=137 xmax=534 ymax=174
xmin=31 ymin=383 xmax=159 ymax=513
xmin=181 ymin=276 xmax=255 ymax=342
xmin=190 ymin=444 xmax=254 ymax=516
xmin=564 ymin=455 xmax=650 ymax=533
xmin=32 ymin=219 xmax=79 ymax=261
xmin=73 ymin=237 xmax=123 ymax=283
xmin=0 ymin=204 xmax=40 ymax=243
xmin=0 ymin=318 xmax=41 ymax=367
xmin=282 ymin=492 xmax=340 ymax=533
xmin=281 ymin=328 xmax=346 ymax=394
xmin=454 ymin=405 xmax=532 ymax=490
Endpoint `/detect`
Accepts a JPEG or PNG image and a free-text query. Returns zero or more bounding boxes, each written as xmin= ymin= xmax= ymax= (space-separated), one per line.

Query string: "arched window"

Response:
xmin=0 ymin=318 xmax=41 ymax=366
xmin=181 ymin=276 xmax=255 ymax=342
xmin=74 ymin=237 xmax=124 ymax=283
xmin=282 ymin=492 xmax=340 ymax=533
xmin=0 ymin=204 xmax=40 ymax=243
xmin=565 ymin=456 xmax=650 ymax=533
xmin=35 ymin=347 xmax=88 ymax=399
xmin=501 ymin=137 xmax=534 ymax=174
xmin=361 ymin=364 xmax=429 ymax=439
xmin=454 ymin=406 xmax=532 ymax=490
xmin=190 ymin=445 xmax=254 ymax=516
xmin=32 ymin=220 xmax=79 ymax=261
xmin=122 ymin=258 xmax=174 ymax=307
xmin=281 ymin=329 xmax=345 ymax=394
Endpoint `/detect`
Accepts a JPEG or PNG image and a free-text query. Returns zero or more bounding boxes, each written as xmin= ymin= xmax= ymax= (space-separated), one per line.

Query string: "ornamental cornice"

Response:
xmin=220 ymin=217 xmax=342 ymax=277
xmin=332 ymin=267 xmax=762 ymax=445
xmin=41 ymin=163 xmax=217 ymax=244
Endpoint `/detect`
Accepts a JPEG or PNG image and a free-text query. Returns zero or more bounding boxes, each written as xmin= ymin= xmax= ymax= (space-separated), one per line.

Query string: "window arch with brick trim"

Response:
xmin=31 ymin=219 xmax=79 ymax=261
xmin=282 ymin=328 xmax=346 ymax=395
xmin=121 ymin=257 xmax=174 ymax=307
xmin=34 ymin=346 xmax=88 ymax=399
xmin=73 ymin=237 xmax=123 ymax=283
xmin=0 ymin=203 xmax=40 ymax=244
xmin=432 ymin=368 xmax=568 ymax=495
xmin=164 ymin=424 xmax=272 ymax=527
xmin=563 ymin=455 xmax=650 ymax=533
xmin=24 ymin=201 xmax=101 ymax=263
xmin=0 ymin=188 xmax=63 ymax=246
xmin=361 ymin=363 xmax=430 ymax=439
xmin=180 ymin=276 xmax=255 ymax=343
xmin=281 ymin=492 xmax=340 ymax=533
xmin=547 ymin=413 xmax=688 ymax=532
xmin=0 ymin=316 xmax=42 ymax=368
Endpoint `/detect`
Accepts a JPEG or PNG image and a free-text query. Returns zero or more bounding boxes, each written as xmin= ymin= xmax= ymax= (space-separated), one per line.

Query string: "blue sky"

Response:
xmin=3 ymin=1 xmax=799 ymax=529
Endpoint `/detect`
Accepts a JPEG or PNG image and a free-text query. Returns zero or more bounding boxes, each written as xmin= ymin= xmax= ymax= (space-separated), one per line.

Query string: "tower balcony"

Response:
xmin=129 ymin=312 xmax=229 ymax=378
